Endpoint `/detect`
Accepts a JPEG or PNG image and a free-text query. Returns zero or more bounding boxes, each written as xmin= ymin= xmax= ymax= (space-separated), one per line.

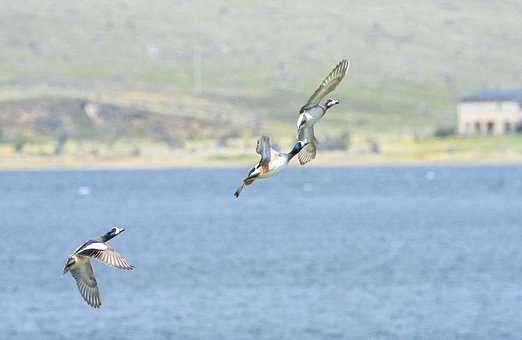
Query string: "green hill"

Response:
xmin=0 ymin=0 xmax=520 ymax=141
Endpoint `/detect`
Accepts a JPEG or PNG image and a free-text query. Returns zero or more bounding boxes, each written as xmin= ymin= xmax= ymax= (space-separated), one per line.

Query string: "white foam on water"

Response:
xmin=77 ymin=186 xmax=91 ymax=196
xmin=425 ymin=171 xmax=436 ymax=181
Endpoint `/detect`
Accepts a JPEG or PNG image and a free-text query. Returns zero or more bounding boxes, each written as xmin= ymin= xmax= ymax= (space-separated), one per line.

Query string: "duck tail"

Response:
xmin=234 ymin=172 xmax=259 ymax=198
xmin=234 ymin=181 xmax=245 ymax=198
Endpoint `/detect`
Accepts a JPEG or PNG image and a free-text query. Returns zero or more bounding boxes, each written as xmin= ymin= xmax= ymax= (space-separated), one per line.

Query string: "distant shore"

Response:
xmin=3 ymin=134 xmax=522 ymax=170
xmin=2 ymin=152 xmax=522 ymax=171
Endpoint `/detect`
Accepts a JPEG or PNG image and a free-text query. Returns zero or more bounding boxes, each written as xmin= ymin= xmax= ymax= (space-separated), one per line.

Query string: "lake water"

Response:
xmin=1 ymin=166 xmax=522 ymax=339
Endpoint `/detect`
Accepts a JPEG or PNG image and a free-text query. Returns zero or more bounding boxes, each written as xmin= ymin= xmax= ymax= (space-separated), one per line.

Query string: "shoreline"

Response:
xmin=2 ymin=156 xmax=522 ymax=171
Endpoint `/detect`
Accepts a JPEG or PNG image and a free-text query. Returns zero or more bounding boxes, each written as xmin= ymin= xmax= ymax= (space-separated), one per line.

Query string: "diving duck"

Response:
xmin=296 ymin=59 xmax=350 ymax=164
xmin=63 ymin=227 xmax=133 ymax=308
xmin=234 ymin=136 xmax=307 ymax=197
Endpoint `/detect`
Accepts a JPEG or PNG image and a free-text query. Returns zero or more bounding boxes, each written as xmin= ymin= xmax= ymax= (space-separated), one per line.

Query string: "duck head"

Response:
xmin=289 ymin=140 xmax=308 ymax=158
xmin=325 ymin=98 xmax=340 ymax=110
xmin=109 ymin=227 xmax=125 ymax=237
xmin=101 ymin=226 xmax=125 ymax=242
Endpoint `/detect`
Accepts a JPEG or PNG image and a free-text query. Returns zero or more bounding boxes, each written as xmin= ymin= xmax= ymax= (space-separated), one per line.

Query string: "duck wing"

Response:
xmin=300 ymin=59 xmax=350 ymax=113
xmin=72 ymin=239 xmax=95 ymax=255
xmin=297 ymin=126 xmax=317 ymax=165
xmin=70 ymin=261 xmax=101 ymax=308
xmin=298 ymin=142 xmax=316 ymax=165
xmin=77 ymin=242 xmax=134 ymax=270
xmin=256 ymin=136 xmax=272 ymax=166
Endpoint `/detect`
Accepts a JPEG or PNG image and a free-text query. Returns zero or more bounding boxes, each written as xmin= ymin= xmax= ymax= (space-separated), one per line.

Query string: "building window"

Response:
xmin=465 ymin=122 xmax=471 ymax=134
xmin=487 ymin=122 xmax=494 ymax=135
xmin=505 ymin=121 xmax=512 ymax=133
xmin=474 ymin=122 xmax=481 ymax=134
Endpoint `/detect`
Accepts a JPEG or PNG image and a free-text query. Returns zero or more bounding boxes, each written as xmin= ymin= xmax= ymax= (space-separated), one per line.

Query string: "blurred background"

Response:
xmin=2 ymin=2 xmax=522 ymax=340
xmin=0 ymin=0 xmax=521 ymax=168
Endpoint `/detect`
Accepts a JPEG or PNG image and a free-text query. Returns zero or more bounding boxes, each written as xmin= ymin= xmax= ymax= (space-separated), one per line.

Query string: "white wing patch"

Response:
xmin=73 ymin=241 xmax=107 ymax=255
xmin=82 ymin=242 xmax=108 ymax=251
xmin=79 ymin=245 xmax=134 ymax=270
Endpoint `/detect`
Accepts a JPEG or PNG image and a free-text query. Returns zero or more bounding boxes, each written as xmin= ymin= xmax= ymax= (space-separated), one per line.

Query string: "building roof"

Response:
xmin=460 ymin=89 xmax=522 ymax=103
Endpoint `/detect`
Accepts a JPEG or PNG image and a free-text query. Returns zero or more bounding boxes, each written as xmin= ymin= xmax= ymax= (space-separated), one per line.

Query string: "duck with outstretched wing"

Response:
xmin=296 ymin=59 xmax=350 ymax=165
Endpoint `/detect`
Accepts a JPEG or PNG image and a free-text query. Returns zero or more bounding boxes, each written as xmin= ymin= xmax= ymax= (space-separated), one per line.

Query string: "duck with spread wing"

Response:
xmin=63 ymin=227 xmax=133 ymax=308
xmin=296 ymin=59 xmax=350 ymax=165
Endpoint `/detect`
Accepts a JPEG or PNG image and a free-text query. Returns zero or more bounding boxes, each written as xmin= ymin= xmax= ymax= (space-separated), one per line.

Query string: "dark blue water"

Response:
xmin=1 ymin=166 xmax=522 ymax=339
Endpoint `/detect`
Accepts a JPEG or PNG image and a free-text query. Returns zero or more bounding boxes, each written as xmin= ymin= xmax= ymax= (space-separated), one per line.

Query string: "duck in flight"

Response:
xmin=296 ymin=59 xmax=350 ymax=165
xmin=63 ymin=227 xmax=133 ymax=308
xmin=234 ymin=136 xmax=307 ymax=197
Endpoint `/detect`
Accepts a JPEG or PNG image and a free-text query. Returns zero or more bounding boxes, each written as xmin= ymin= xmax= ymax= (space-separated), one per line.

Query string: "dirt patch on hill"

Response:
xmin=0 ymin=96 xmax=254 ymax=143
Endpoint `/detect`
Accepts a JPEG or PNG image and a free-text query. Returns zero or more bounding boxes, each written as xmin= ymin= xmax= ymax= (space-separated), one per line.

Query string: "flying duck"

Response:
xmin=63 ymin=227 xmax=133 ymax=308
xmin=234 ymin=136 xmax=307 ymax=197
xmin=296 ymin=59 xmax=350 ymax=165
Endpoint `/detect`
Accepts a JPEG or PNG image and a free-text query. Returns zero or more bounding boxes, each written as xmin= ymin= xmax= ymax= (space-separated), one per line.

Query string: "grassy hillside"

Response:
xmin=0 ymin=1 xmax=520 ymax=135
xmin=0 ymin=1 xmax=522 ymax=168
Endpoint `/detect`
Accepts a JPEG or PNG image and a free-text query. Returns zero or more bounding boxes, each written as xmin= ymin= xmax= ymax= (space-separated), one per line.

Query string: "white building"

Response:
xmin=458 ymin=90 xmax=522 ymax=135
